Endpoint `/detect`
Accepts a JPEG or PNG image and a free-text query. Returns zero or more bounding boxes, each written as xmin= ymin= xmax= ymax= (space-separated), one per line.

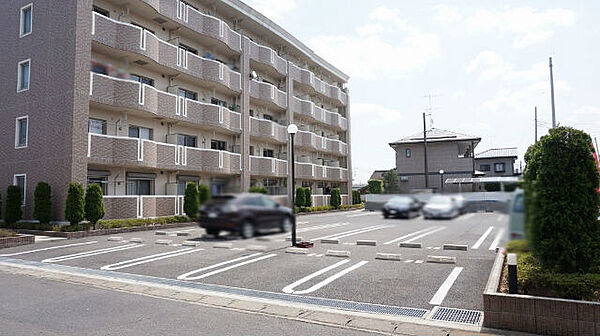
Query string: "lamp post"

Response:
xmin=439 ymin=169 xmax=445 ymax=193
xmin=287 ymin=123 xmax=298 ymax=246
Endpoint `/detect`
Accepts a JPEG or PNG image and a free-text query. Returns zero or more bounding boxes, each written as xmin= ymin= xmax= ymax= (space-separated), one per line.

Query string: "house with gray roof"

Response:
xmin=474 ymin=147 xmax=519 ymax=178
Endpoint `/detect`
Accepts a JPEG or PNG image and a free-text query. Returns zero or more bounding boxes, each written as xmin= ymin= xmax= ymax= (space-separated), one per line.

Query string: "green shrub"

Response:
xmin=524 ymin=127 xmax=600 ymax=273
xmin=0 ymin=229 xmax=16 ymax=237
xmin=184 ymin=182 xmax=199 ymax=219
xmin=295 ymin=188 xmax=306 ymax=208
xmin=367 ymin=179 xmax=384 ymax=194
xmin=97 ymin=216 xmax=189 ymax=229
xmin=65 ymin=183 xmax=85 ymax=226
xmin=505 ymin=239 xmax=531 ymax=253
xmin=504 ymin=184 xmax=518 ymax=192
xmin=248 ymin=186 xmax=269 ymax=194
xmin=352 ymin=190 xmax=362 ymax=204
xmin=330 ymin=188 xmax=341 ymax=208
xmin=484 ymin=182 xmax=501 ymax=192
xmin=198 ymin=184 xmax=211 ymax=205
xmin=4 ymin=186 xmax=22 ymax=225
xmin=33 ymin=182 xmax=52 ymax=224
xmin=304 ymin=188 xmax=312 ymax=207
xmin=340 ymin=204 xmax=364 ymax=210
xmin=85 ymin=184 xmax=105 ymax=229
xmin=382 ymin=170 xmax=399 ymax=194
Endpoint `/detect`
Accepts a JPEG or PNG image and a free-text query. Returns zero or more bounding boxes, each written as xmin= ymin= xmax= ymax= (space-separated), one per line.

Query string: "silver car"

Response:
xmin=423 ymin=195 xmax=459 ymax=219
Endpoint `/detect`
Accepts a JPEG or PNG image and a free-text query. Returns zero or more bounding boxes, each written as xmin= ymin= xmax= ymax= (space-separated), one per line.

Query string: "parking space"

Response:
xmin=0 ymin=210 xmax=507 ymax=315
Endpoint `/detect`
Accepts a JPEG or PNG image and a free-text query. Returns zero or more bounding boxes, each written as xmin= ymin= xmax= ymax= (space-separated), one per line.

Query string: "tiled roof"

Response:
xmin=475 ymin=147 xmax=518 ymax=159
xmin=389 ymin=128 xmax=480 ymax=145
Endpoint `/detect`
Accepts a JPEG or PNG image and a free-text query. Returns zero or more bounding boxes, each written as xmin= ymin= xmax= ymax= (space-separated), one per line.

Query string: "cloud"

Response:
xmin=467 ymin=51 xmax=547 ymax=81
xmin=433 ymin=4 xmax=462 ymax=24
xmin=308 ymin=6 xmax=440 ymax=80
xmin=465 ymin=7 xmax=575 ymax=48
xmin=243 ymin=0 xmax=296 ymax=21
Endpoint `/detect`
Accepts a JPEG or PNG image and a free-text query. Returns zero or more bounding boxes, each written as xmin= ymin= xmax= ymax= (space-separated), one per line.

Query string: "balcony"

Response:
xmin=248 ymin=40 xmax=287 ymax=76
xmin=295 ymin=131 xmax=348 ymax=156
xmin=87 ymin=133 xmax=241 ymax=175
xmin=288 ymin=63 xmax=348 ymax=106
xmin=250 ymin=156 xmax=288 ymax=178
xmin=249 ymin=117 xmax=287 ymax=143
xmin=92 ymin=13 xmax=241 ymax=93
xmin=249 ymin=80 xmax=287 ymax=110
xmin=295 ymin=162 xmax=349 ymax=181
xmin=140 ymin=0 xmax=241 ymax=53
xmin=90 ymin=72 xmax=241 ymax=134
xmin=291 ymin=96 xmax=347 ymax=131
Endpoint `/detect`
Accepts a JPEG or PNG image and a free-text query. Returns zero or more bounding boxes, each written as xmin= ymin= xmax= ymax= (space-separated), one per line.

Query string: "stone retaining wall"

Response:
xmin=0 ymin=234 xmax=35 ymax=249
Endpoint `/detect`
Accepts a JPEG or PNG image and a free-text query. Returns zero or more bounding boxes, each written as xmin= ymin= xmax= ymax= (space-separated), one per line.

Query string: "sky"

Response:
xmin=245 ymin=0 xmax=600 ymax=184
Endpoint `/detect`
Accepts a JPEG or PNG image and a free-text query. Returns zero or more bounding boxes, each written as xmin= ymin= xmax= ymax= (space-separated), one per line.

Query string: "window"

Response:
xmin=179 ymin=43 xmax=198 ymax=55
xmin=211 ymin=140 xmax=227 ymax=151
xmin=177 ymin=134 xmax=197 ymax=147
xmin=93 ymin=5 xmax=110 ymax=17
xmin=14 ymin=174 xmax=26 ymax=205
xmin=130 ymin=74 xmax=154 ymax=87
xmin=211 ymin=97 xmax=227 ymax=107
xmin=405 ymin=148 xmax=411 ymax=158
xmin=20 ymin=4 xmax=32 ymax=37
xmin=17 ymin=59 xmax=30 ymax=92
xmin=91 ymin=60 xmax=108 ymax=75
xmin=263 ymin=114 xmax=273 ymax=121
xmin=249 ymin=146 xmax=254 ymax=156
xmin=249 ymin=109 xmax=255 ymax=117
xmin=128 ymin=125 xmax=152 ymax=140
xmin=131 ymin=22 xmax=154 ymax=35
xmin=15 ymin=116 xmax=28 ymax=148
xmin=263 ymin=149 xmax=274 ymax=157
xmin=494 ymin=163 xmax=505 ymax=173
xmin=87 ymin=176 xmax=108 ymax=195
xmin=126 ymin=173 xmax=156 ymax=195
xmin=178 ymin=88 xmax=197 ymax=101
xmin=88 ymin=118 xmax=107 ymax=135
xmin=480 ymin=164 xmax=491 ymax=172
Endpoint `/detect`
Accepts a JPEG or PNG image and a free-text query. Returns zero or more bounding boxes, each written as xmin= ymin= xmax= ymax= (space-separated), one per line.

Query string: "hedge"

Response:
xmin=0 ymin=229 xmax=17 ymax=238
xmin=330 ymin=188 xmax=341 ymax=209
xmin=295 ymin=203 xmax=364 ymax=213
xmin=85 ymin=184 xmax=105 ymax=229
xmin=97 ymin=216 xmax=189 ymax=229
xmin=4 ymin=186 xmax=22 ymax=225
xmin=65 ymin=183 xmax=85 ymax=226
xmin=367 ymin=179 xmax=384 ymax=194
xmin=484 ymin=182 xmax=501 ymax=192
xmin=184 ymin=182 xmax=199 ymax=219
xmin=295 ymin=188 xmax=306 ymax=208
xmin=304 ymin=188 xmax=312 ymax=207
xmin=0 ymin=221 xmax=55 ymax=231
xmin=352 ymin=190 xmax=361 ymax=204
xmin=198 ymin=184 xmax=211 ymax=205
xmin=249 ymin=186 xmax=268 ymax=194
xmin=34 ymin=182 xmax=52 ymax=224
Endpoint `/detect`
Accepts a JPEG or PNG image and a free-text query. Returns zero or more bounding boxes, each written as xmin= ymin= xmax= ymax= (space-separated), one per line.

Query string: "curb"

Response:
xmin=325 ymin=250 xmax=351 ymax=257
xmin=11 ymin=222 xmax=196 ymax=239
xmin=443 ymin=244 xmax=468 ymax=251
xmin=285 ymin=247 xmax=309 ymax=255
xmin=399 ymin=242 xmax=422 ymax=248
xmin=426 ymin=255 xmax=456 ymax=264
xmin=356 ymin=240 xmax=377 ymax=246
xmin=320 ymin=239 xmax=340 ymax=244
xmin=375 ymin=253 xmax=402 ymax=261
xmin=155 ymin=239 xmax=172 ymax=245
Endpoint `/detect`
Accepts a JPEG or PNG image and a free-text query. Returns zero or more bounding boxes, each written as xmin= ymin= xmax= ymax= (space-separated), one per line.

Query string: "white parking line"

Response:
xmin=177 ymin=253 xmax=276 ymax=280
xmin=282 ymin=259 xmax=368 ymax=294
xmin=472 ymin=227 xmax=494 ymax=250
xmin=100 ymin=248 xmax=203 ymax=271
xmin=297 ymin=221 xmax=309 ymax=225
xmin=429 ymin=267 xmax=463 ymax=305
xmin=311 ymin=225 xmax=390 ymax=241
xmin=489 ymin=228 xmax=505 ymax=250
xmin=0 ymin=241 xmax=98 ymax=257
xmin=402 ymin=227 xmax=446 ymax=243
xmin=383 ymin=227 xmax=438 ymax=245
xmin=42 ymin=244 xmax=144 ymax=263
xmin=297 ymin=222 xmax=350 ymax=233
xmin=347 ymin=212 xmax=377 ymax=218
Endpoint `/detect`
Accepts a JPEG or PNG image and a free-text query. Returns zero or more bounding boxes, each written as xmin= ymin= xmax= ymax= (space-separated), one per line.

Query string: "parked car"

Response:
xmin=198 ymin=193 xmax=294 ymax=239
xmin=422 ymin=195 xmax=459 ymax=219
xmin=382 ymin=196 xmax=422 ymax=219
xmin=508 ymin=189 xmax=525 ymax=240
xmin=452 ymin=194 xmax=467 ymax=214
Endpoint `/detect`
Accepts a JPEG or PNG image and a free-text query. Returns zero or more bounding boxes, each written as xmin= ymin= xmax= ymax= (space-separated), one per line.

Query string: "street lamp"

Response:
xmin=287 ymin=123 xmax=298 ymax=246
xmin=439 ymin=169 xmax=445 ymax=193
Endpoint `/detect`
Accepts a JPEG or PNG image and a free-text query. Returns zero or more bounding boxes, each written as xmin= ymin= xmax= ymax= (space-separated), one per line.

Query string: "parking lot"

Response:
xmin=0 ymin=209 xmax=507 ymax=324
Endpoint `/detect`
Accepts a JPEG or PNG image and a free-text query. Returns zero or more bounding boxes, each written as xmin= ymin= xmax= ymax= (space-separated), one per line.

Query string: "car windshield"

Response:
xmin=390 ymin=197 xmax=412 ymax=204
xmin=205 ymin=195 xmax=235 ymax=206
xmin=428 ymin=196 xmax=453 ymax=205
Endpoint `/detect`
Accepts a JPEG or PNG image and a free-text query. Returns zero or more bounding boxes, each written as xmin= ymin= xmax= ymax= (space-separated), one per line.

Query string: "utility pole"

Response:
xmin=423 ymin=112 xmax=429 ymax=188
xmin=549 ymin=57 xmax=556 ymax=128
xmin=534 ymin=106 xmax=538 ymax=142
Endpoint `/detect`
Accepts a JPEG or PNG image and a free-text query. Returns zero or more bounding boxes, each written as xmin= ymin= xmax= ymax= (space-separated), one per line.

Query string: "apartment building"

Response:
xmin=474 ymin=148 xmax=518 ymax=177
xmin=0 ymin=0 xmax=351 ymax=220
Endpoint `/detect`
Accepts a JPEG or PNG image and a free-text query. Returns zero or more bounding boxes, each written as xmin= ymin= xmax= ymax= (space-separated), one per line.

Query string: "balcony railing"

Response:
xmin=139 ymin=0 xmax=241 ymax=53
xmin=249 ymin=117 xmax=287 ymax=143
xmin=249 ymin=80 xmax=287 ymax=109
xmin=248 ymin=40 xmax=287 ymax=76
xmin=92 ymin=13 xmax=241 ymax=93
xmin=87 ymin=133 xmax=242 ymax=175
xmin=291 ymin=96 xmax=347 ymax=131
xmin=288 ymin=63 xmax=348 ymax=106
xmin=90 ymin=72 xmax=241 ymax=133
xmin=249 ymin=156 xmax=288 ymax=177
xmin=295 ymin=131 xmax=348 ymax=156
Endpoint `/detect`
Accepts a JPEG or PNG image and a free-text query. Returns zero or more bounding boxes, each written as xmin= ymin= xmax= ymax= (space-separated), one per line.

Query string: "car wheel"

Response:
xmin=240 ymin=221 xmax=255 ymax=239
xmin=280 ymin=217 xmax=292 ymax=233
xmin=206 ymin=228 xmax=220 ymax=236
xmin=383 ymin=212 xmax=389 ymax=219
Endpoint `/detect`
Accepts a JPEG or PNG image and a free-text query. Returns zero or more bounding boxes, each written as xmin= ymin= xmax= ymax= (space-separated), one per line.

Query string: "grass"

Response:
xmin=0 ymin=229 xmax=17 ymax=238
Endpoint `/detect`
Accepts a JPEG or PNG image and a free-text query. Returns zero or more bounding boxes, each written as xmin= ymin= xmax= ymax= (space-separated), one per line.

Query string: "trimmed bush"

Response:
xmin=4 ymin=186 xmax=22 ymax=225
xmin=85 ymin=184 xmax=105 ymax=229
xmin=484 ymin=182 xmax=501 ymax=192
xmin=367 ymin=179 xmax=384 ymax=194
xmin=0 ymin=229 xmax=17 ymax=238
xmin=249 ymin=186 xmax=268 ymax=194
xmin=524 ymin=127 xmax=600 ymax=274
xmin=352 ymin=190 xmax=361 ymax=204
xmin=184 ymin=182 xmax=199 ymax=219
xmin=304 ymin=188 xmax=312 ymax=207
xmin=65 ymin=183 xmax=85 ymax=227
xmin=295 ymin=187 xmax=306 ymax=208
xmin=97 ymin=216 xmax=189 ymax=229
xmin=330 ymin=188 xmax=341 ymax=208
xmin=383 ymin=170 xmax=399 ymax=194
xmin=198 ymin=184 xmax=211 ymax=205
xmin=34 ymin=182 xmax=52 ymax=224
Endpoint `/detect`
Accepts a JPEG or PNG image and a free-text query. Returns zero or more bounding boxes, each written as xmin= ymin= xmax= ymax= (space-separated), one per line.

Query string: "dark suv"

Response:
xmin=198 ymin=193 xmax=294 ymax=239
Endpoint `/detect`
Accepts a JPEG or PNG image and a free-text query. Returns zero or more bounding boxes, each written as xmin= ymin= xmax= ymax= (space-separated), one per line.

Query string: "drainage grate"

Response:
xmin=430 ymin=307 xmax=483 ymax=325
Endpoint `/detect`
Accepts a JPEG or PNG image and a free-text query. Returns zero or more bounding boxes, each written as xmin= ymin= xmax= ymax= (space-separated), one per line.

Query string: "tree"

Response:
xmin=367 ymin=179 xmax=384 ymax=194
xmin=4 ymin=186 xmax=22 ymax=225
xmin=34 ymin=182 xmax=52 ymax=224
xmin=295 ymin=187 xmax=306 ymax=208
xmin=304 ymin=188 xmax=312 ymax=207
xmin=524 ymin=127 xmax=600 ymax=273
xmin=382 ymin=170 xmax=400 ymax=194
xmin=198 ymin=184 xmax=211 ymax=205
xmin=330 ymin=188 xmax=341 ymax=208
xmin=184 ymin=182 xmax=199 ymax=219
xmin=352 ymin=190 xmax=362 ymax=204
xmin=249 ymin=186 xmax=268 ymax=194
xmin=65 ymin=183 xmax=85 ymax=227
xmin=85 ymin=184 xmax=105 ymax=229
